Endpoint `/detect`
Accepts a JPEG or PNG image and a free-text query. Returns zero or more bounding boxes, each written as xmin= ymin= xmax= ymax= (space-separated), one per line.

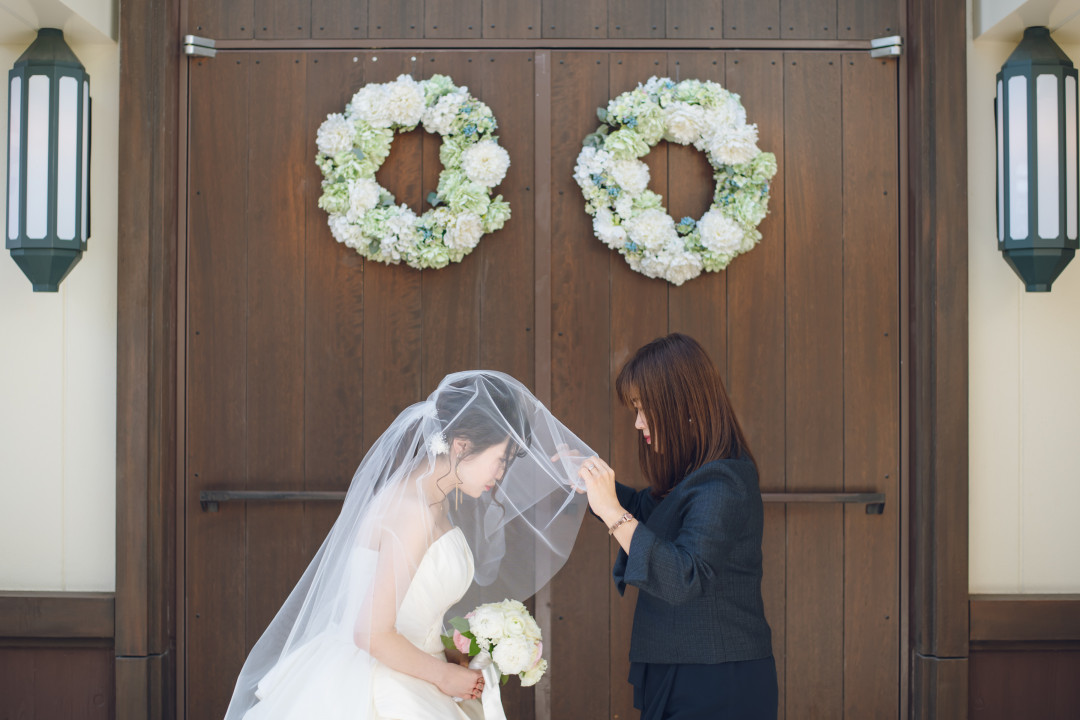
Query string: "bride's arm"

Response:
xmin=358 ymin=521 xmax=483 ymax=700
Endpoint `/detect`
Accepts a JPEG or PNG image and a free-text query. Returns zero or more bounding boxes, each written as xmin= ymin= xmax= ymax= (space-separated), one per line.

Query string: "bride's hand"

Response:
xmin=437 ymin=663 xmax=485 ymax=700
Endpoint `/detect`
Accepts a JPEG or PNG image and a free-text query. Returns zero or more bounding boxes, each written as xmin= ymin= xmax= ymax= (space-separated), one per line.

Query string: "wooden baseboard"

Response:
xmin=0 ymin=592 xmax=114 ymax=639
xmin=969 ymin=594 xmax=1080 ymax=644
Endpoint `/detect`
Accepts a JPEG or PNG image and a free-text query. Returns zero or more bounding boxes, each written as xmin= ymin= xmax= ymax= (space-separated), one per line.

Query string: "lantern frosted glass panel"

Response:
xmin=1037 ymin=74 xmax=1060 ymax=239
xmin=1009 ymin=75 xmax=1029 ymax=240
xmin=57 ymin=76 xmax=78 ymax=241
xmin=26 ymin=74 xmax=50 ymax=240
xmin=7 ymin=76 xmax=20 ymax=241
xmin=1068 ymin=75 xmax=1077 ymax=240
xmin=998 ymin=80 xmax=1005 ymax=242
xmin=81 ymin=80 xmax=89 ymax=243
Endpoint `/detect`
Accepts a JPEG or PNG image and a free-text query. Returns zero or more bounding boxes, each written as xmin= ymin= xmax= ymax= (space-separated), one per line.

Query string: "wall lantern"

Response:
xmin=6 ymin=28 xmax=91 ymax=292
xmin=996 ymin=26 xmax=1079 ymax=292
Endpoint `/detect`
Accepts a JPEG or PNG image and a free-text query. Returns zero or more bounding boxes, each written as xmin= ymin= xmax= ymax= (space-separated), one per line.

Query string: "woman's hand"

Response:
xmin=436 ymin=662 xmax=485 ymax=700
xmin=578 ymin=456 xmax=624 ymax=524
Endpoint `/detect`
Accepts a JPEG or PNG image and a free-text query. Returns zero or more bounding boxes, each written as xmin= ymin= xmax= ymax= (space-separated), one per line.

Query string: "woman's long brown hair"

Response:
xmin=616 ymin=333 xmax=756 ymax=496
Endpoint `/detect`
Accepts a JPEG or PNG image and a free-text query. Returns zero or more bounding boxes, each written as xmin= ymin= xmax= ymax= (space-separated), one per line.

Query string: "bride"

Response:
xmin=224 ymin=371 xmax=592 ymax=720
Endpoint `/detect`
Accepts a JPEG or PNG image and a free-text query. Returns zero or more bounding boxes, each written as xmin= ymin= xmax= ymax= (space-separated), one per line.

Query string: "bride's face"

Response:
xmin=456 ymin=437 xmax=511 ymax=498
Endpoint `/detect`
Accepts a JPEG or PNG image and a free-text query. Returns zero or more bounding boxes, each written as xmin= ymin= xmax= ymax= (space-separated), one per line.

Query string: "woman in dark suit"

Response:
xmin=578 ymin=332 xmax=777 ymax=720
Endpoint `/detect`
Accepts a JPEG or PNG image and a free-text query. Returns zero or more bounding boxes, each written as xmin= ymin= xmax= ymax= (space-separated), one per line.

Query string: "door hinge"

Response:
xmin=184 ymin=35 xmax=217 ymax=58
xmin=870 ymin=35 xmax=902 ymax=58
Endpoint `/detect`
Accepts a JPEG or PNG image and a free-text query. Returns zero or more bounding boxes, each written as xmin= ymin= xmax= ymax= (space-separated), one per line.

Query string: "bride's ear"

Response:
xmin=452 ymin=437 xmax=470 ymax=460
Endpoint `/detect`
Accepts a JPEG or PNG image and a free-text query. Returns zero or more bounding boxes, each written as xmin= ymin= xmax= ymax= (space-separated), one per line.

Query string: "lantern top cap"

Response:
xmin=13 ymin=28 xmax=85 ymax=71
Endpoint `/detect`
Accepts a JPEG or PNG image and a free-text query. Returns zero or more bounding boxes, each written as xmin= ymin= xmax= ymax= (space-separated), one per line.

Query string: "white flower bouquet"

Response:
xmin=441 ymin=599 xmax=548 ymax=687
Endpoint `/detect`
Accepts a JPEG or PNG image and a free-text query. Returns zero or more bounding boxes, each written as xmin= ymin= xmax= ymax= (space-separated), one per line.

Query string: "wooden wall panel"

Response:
xmin=425 ymin=0 xmax=483 ymax=38
xmin=369 ymin=0 xmax=423 ymax=39
xmin=667 ymin=1 xmax=723 ymax=39
xmin=185 ymin=54 xmax=250 ymax=720
xmin=0 ymin=646 xmax=114 ymax=719
xmin=842 ymin=52 xmax=901 ymax=719
xmin=483 ymin=0 xmax=540 ymax=38
xmin=255 ymin=0 xmax=309 ymax=39
xmin=312 ymin=0 xmax=369 ymax=38
xmin=724 ymin=0 xmax=780 ymax=39
xmin=784 ymin=52 xmax=844 ymax=719
xmin=781 ymin=0 xmax=837 ymax=39
xmin=188 ymin=0 xmax=254 ymax=39
xmin=549 ymin=51 xmax=611 ymax=720
xmin=542 ymin=0 xmax=607 ymax=38
xmin=302 ymin=52 xmax=367 ymax=550
xmin=838 ymin=0 xmax=899 ymax=40
xmin=667 ymin=52 xmax=726 ymax=367
xmin=609 ymin=0 xmax=665 ymax=39
xmin=724 ymin=50 xmax=786 ymax=718
xmin=970 ymin=650 xmax=1080 ymax=720
xmin=243 ymin=52 xmax=311 ymax=651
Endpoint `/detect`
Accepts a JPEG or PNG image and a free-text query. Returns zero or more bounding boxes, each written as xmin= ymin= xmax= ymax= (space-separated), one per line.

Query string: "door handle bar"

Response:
xmin=762 ymin=492 xmax=885 ymax=514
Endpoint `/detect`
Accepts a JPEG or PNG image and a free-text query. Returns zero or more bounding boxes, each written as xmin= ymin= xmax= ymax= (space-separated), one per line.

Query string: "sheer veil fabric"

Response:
xmin=224 ymin=371 xmax=593 ymax=719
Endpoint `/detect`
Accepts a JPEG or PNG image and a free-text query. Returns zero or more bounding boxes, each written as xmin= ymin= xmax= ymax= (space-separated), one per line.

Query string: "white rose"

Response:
xmin=698 ymin=209 xmax=744 ymax=255
xmin=625 ymin=209 xmax=677 ymax=252
xmin=468 ymin=607 xmax=504 ymax=644
xmin=384 ymin=75 xmax=425 ymax=127
xmin=492 ymin=636 xmax=534 ymax=675
xmin=349 ymin=85 xmax=391 ymax=128
xmin=462 ymin=140 xmax=511 ymax=188
xmin=444 ymin=212 xmax=485 ymax=250
xmin=520 ymin=658 xmax=547 ymax=687
xmin=316 ymin=113 xmax=355 ymax=156
xmin=610 ymin=159 xmax=650 ymax=197
xmin=704 ymin=124 xmax=759 ymax=166
xmin=663 ymin=102 xmax=706 ymax=145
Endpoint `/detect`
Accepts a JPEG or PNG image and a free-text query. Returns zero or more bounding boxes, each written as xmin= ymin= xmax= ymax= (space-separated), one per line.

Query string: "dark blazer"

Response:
xmin=612 ymin=456 xmax=773 ymax=664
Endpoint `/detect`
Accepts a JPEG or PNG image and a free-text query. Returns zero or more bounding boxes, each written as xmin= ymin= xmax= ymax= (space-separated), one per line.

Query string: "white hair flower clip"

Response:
xmin=428 ymin=432 xmax=449 ymax=455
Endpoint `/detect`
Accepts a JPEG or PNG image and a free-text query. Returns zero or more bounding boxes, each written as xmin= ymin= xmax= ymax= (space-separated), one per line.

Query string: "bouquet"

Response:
xmin=441 ymin=599 xmax=547 ymax=687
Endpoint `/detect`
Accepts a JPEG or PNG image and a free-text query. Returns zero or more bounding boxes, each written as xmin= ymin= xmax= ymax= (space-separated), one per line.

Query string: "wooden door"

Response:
xmin=184 ymin=48 xmax=900 ymax=720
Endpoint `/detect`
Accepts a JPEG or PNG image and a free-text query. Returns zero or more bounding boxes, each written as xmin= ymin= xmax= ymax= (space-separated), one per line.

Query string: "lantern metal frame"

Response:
xmin=5 ymin=28 xmax=91 ymax=292
xmin=995 ymin=26 xmax=1079 ymax=292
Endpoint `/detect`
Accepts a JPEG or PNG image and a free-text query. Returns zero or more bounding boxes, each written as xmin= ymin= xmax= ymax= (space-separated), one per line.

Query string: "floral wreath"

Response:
xmin=316 ymin=74 xmax=511 ymax=269
xmin=574 ymin=76 xmax=777 ymax=285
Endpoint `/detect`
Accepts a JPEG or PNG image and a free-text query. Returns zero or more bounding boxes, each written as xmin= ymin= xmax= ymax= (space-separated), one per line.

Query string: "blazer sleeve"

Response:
xmin=616 ymin=469 xmax=747 ymax=605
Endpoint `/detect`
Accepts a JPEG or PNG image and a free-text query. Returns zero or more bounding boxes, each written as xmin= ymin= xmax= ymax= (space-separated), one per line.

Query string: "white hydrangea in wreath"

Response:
xmin=315 ymin=74 xmax=511 ymax=269
xmin=574 ymin=76 xmax=778 ymax=285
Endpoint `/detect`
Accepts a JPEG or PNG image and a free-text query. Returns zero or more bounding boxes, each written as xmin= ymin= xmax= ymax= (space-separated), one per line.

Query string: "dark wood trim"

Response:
xmin=0 ymin=592 xmax=114 ymax=639
xmin=970 ymin=595 xmax=1080 ymax=644
xmin=117 ymin=0 xmax=181 ymax=716
xmin=907 ymin=0 xmax=969 ymax=715
xmin=209 ymin=38 xmax=872 ymax=51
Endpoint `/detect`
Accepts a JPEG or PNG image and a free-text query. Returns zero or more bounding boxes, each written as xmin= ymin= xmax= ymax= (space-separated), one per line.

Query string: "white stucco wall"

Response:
xmin=969 ymin=0 xmax=1080 ymax=592
xmin=0 ymin=36 xmax=118 ymax=592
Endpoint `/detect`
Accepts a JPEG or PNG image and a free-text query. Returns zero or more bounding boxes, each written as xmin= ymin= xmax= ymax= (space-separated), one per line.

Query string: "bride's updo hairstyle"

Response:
xmin=437 ymin=374 xmax=532 ymax=468
xmin=616 ymin=333 xmax=756 ymax=497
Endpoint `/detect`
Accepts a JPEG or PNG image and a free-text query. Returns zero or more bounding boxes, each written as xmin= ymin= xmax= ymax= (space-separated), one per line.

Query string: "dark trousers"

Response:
xmin=630 ymin=656 xmax=778 ymax=720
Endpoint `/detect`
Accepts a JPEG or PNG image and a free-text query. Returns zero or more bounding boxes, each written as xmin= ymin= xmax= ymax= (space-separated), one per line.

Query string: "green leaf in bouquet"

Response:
xmin=448 ymin=616 xmax=471 ymax=634
xmin=440 ymin=634 xmax=457 ymax=652
xmin=469 ymin=637 xmax=481 ymax=656
xmin=501 ymin=674 xmax=510 ymax=686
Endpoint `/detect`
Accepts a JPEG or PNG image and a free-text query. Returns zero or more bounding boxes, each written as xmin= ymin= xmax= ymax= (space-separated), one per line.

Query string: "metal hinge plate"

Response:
xmin=870 ymin=35 xmax=902 ymax=58
xmin=184 ymin=35 xmax=217 ymax=58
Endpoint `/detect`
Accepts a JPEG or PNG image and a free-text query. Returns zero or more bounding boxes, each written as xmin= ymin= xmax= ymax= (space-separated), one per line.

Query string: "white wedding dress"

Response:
xmin=244 ymin=527 xmax=506 ymax=720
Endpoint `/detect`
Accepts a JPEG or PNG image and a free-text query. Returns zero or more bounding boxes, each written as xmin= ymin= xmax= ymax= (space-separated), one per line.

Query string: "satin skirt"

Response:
xmin=629 ymin=656 xmax=778 ymax=720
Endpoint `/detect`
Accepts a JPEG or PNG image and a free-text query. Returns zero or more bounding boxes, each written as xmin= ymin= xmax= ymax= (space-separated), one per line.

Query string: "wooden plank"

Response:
xmin=0 ymin=592 xmax=114 ymax=638
xmin=188 ymin=0 xmax=254 ymax=39
xmin=302 ymin=51 xmax=368 ymax=555
xmin=783 ymin=51 xmax=844 ymax=720
xmin=970 ymin=595 xmax=1080 ymax=643
xmin=243 ymin=51 xmax=310 ymax=653
xmin=909 ymin=0 xmax=970 ymax=663
xmin=369 ymin=0 xmax=423 ymax=38
xmin=362 ymin=51 xmax=424 ymax=449
xmin=723 ymin=0 xmax=780 ymax=39
xmin=609 ymin=0 xmax=665 ymax=39
xmin=548 ymin=51 xmax=611 ymax=720
xmin=474 ymin=53 xmax=536 ymax=385
xmin=483 ymin=0 xmax=540 ymax=39
xmin=842 ymin=52 xmax=900 ymax=720
xmin=913 ymin=655 xmax=968 ymax=720
xmin=425 ymin=0 xmax=482 ymax=38
xmin=723 ymin=50 xmax=786 ymax=718
xmin=667 ymin=0 xmax=723 ymax=39
xmin=608 ymin=50 xmax=671 ymax=720
xmin=185 ymin=53 xmax=250 ymax=720
xmin=542 ymin=0 xmax=607 ymax=38
xmin=666 ymin=52 xmax=726 ymax=371
xmin=970 ymin=649 xmax=1080 ymax=720
xmin=0 ymin=646 xmax=114 ymax=719
xmin=838 ymin=0 xmax=900 ymax=40
xmin=312 ymin=0 xmax=369 ymax=38
xmin=255 ymin=0 xmax=311 ymax=39
xmin=421 ymin=53 xmax=482 ymax=395
xmin=780 ymin=0 xmax=837 ymax=39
